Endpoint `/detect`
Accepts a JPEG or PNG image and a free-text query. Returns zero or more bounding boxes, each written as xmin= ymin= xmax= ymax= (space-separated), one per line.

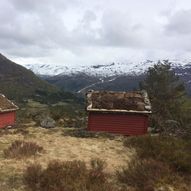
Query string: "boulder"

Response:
xmin=40 ymin=117 xmax=56 ymax=128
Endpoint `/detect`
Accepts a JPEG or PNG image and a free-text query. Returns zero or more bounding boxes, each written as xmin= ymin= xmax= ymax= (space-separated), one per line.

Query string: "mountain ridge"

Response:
xmin=19 ymin=60 xmax=191 ymax=95
xmin=20 ymin=59 xmax=191 ymax=77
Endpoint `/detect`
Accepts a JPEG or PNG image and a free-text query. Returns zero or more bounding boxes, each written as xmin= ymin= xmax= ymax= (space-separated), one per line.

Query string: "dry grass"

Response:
xmin=0 ymin=126 xmax=133 ymax=191
xmin=1 ymin=127 xmax=189 ymax=191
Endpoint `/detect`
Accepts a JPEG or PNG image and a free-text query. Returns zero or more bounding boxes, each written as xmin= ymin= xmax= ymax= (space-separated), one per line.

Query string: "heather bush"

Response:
xmin=23 ymin=159 xmax=113 ymax=191
xmin=124 ymin=135 xmax=191 ymax=174
xmin=23 ymin=164 xmax=42 ymax=191
xmin=117 ymin=159 xmax=173 ymax=191
xmin=4 ymin=140 xmax=44 ymax=158
xmin=41 ymin=160 xmax=87 ymax=191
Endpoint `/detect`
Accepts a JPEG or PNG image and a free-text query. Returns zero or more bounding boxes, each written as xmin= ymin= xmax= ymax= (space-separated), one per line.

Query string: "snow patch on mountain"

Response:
xmin=20 ymin=60 xmax=191 ymax=77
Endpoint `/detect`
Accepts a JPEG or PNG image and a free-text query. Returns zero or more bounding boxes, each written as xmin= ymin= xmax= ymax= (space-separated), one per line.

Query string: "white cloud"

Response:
xmin=165 ymin=9 xmax=191 ymax=35
xmin=1 ymin=0 xmax=191 ymax=65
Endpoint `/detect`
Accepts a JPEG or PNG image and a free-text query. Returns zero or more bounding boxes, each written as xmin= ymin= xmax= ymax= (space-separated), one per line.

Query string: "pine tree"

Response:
xmin=141 ymin=60 xmax=186 ymax=130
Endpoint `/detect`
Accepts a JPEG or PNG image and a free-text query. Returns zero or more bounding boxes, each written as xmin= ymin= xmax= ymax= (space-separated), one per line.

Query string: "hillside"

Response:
xmin=46 ymin=74 xmax=145 ymax=94
xmin=0 ymin=53 xmax=58 ymax=101
xmin=46 ymin=73 xmax=101 ymax=93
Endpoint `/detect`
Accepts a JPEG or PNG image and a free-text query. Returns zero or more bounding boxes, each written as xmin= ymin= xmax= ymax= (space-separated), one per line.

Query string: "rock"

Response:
xmin=145 ymin=105 xmax=152 ymax=110
xmin=64 ymin=117 xmax=70 ymax=122
xmin=58 ymin=118 xmax=64 ymax=126
xmin=40 ymin=117 xmax=56 ymax=128
xmin=147 ymin=127 xmax=153 ymax=132
xmin=155 ymin=185 xmax=174 ymax=191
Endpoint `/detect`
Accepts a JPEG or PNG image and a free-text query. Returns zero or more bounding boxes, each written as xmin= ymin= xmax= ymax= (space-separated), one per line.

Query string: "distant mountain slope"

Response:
xmin=46 ymin=73 xmax=100 ymax=93
xmin=0 ymin=53 xmax=58 ymax=100
xmin=45 ymin=66 xmax=191 ymax=96
xmin=46 ymin=74 xmax=145 ymax=94
xmin=19 ymin=59 xmax=191 ymax=95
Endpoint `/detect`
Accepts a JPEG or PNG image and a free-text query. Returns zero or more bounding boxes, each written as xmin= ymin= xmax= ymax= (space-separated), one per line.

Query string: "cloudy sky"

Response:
xmin=1 ymin=0 xmax=191 ymax=66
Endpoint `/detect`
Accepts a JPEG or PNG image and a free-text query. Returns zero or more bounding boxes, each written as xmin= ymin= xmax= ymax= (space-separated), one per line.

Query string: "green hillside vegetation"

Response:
xmin=0 ymin=53 xmax=58 ymax=101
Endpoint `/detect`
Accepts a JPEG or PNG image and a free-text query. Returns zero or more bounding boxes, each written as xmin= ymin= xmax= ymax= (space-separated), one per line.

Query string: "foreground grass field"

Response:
xmin=0 ymin=124 xmax=190 ymax=191
xmin=0 ymin=125 xmax=133 ymax=191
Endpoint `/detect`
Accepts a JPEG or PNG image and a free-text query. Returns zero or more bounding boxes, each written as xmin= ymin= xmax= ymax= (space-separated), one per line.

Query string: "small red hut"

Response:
xmin=86 ymin=90 xmax=152 ymax=136
xmin=0 ymin=94 xmax=18 ymax=128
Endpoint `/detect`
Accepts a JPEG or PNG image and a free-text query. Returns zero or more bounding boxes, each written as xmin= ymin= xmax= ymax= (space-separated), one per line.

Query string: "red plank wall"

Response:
xmin=0 ymin=111 xmax=16 ymax=128
xmin=88 ymin=112 xmax=148 ymax=136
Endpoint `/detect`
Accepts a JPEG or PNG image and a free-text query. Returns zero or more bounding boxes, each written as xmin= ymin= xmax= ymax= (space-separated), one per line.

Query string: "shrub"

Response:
xmin=23 ymin=159 xmax=112 ymax=191
xmin=63 ymin=129 xmax=97 ymax=138
xmin=46 ymin=160 xmax=88 ymax=191
xmin=4 ymin=140 xmax=44 ymax=158
xmin=124 ymin=136 xmax=191 ymax=174
xmin=117 ymin=159 xmax=174 ymax=191
xmin=63 ymin=129 xmax=116 ymax=139
xmin=23 ymin=164 xmax=42 ymax=191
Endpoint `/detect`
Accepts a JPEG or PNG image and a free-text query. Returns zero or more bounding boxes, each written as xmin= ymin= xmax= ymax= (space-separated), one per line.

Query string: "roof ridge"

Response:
xmin=0 ymin=94 xmax=19 ymax=112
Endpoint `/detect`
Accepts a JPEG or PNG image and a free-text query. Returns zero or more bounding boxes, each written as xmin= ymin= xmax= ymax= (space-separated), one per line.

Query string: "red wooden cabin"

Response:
xmin=86 ymin=90 xmax=152 ymax=136
xmin=0 ymin=94 xmax=18 ymax=128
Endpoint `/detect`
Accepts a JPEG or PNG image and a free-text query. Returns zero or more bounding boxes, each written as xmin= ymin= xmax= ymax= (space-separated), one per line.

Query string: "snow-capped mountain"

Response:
xmin=20 ymin=60 xmax=191 ymax=95
xmin=20 ymin=60 xmax=191 ymax=77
